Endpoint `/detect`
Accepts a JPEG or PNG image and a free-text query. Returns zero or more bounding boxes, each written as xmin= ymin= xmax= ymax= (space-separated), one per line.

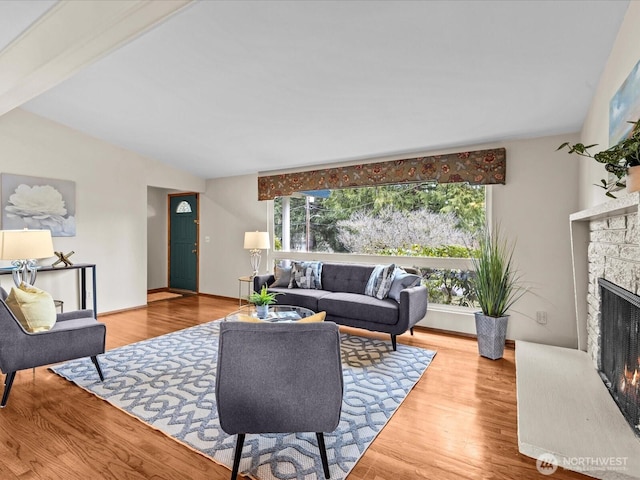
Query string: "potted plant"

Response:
xmin=557 ymin=119 xmax=640 ymax=198
xmin=471 ymin=226 xmax=527 ymax=360
xmin=248 ymin=285 xmax=281 ymax=319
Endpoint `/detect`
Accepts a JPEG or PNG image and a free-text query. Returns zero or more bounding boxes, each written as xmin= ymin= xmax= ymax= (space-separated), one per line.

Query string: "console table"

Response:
xmin=0 ymin=263 xmax=97 ymax=314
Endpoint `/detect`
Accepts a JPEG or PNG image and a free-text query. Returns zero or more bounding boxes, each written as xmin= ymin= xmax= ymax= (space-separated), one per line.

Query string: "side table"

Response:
xmin=238 ymin=276 xmax=253 ymax=306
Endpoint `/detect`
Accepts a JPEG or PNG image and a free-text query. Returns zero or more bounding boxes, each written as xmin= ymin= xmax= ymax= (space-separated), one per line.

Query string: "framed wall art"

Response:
xmin=1 ymin=174 xmax=76 ymax=237
xmin=610 ymin=58 xmax=640 ymax=145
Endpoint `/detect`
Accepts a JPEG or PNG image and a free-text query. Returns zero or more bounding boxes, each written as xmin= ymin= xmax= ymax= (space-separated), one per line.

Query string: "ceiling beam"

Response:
xmin=0 ymin=0 xmax=192 ymax=117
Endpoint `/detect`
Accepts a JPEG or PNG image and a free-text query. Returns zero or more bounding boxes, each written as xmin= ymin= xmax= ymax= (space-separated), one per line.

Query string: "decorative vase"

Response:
xmin=626 ymin=165 xmax=640 ymax=194
xmin=474 ymin=312 xmax=509 ymax=360
xmin=256 ymin=305 xmax=269 ymax=319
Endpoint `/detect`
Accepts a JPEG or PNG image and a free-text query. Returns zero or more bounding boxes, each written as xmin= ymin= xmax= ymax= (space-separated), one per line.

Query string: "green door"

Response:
xmin=169 ymin=193 xmax=198 ymax=292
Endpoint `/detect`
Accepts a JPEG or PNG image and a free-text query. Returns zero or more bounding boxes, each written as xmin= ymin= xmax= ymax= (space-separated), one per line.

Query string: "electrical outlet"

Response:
xmin=87 ymin=291 xmax=93 ymax=301
xmin=536 ymin=311 xmax=548 ymax=325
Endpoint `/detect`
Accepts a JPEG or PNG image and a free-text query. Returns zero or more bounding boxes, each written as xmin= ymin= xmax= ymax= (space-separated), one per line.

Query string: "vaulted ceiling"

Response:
xmin=0 ymin=0 xmax=631 ymax=179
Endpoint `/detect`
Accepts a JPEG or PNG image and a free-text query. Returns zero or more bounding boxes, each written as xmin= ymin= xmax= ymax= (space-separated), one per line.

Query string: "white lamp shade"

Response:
xmin=244 ymin=231 xmax=270 ymax=250
xmin=0 ymin=229 xmax=54 ymax=260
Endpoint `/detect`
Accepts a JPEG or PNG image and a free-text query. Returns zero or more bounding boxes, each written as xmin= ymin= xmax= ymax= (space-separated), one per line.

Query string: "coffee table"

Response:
xmin=225 ymin=304 xmax=316 ymax=322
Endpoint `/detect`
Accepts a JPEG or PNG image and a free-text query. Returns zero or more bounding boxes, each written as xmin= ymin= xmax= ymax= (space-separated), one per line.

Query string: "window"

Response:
xmin=273 ymin=182 xmax=485 ymax=307
xmin=176 ymin=201 xmax=192 ymax=213
xmin=274 ymin=182 xmax=485 ymax=254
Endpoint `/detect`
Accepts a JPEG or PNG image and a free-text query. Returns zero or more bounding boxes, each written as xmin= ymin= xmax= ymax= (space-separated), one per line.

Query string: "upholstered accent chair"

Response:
xmin=0 ymin=287 xmax=106 ymax=408
xmin=216 ymin=321 xmax=344 ymax=479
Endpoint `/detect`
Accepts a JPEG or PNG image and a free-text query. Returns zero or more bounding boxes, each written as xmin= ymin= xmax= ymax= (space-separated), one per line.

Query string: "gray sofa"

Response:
xmin=253 ymin=262 xmax=428 ymax=350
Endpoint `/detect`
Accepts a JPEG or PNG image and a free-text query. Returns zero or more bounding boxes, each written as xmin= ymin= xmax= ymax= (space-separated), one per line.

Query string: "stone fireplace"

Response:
xmin=581 ymin=196 xmax=640 ymax=438
xmin=598 ymin=278 xmax=640 ymax=437
xmin=585 ymin=207 xmax=640 ymax=368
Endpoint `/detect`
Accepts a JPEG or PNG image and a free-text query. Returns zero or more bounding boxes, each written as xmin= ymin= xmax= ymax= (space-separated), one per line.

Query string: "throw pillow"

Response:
xmin=364 ymin=264 xmax=396 ymax=300
xmin=5 ymin=283 xmax=57 ymax=332
xmin=388 ymin=269 xmax=422 ymax=303
xmin=237 ymin=314 xmax=266 ymax=323
xmin=270 ymin=265 xmax=292 ymax=288
xmin=297 ymin=311 xmax=326 ymax=323
xmin=288 ymin=261 xmax=323 ymax=289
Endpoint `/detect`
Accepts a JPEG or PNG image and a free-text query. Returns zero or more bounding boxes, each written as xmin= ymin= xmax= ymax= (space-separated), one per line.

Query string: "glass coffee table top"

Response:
xmin=225 ymin=304 xmax=316 ymax=322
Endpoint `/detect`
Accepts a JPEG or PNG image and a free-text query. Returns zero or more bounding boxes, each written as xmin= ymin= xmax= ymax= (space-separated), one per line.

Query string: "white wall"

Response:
xmin=0 ymin=108 xmax=205 ymax=313
xmin=201 ymin=134 xmax=581 ymax=347
xmin=491 ymin=134 xmax=580 ymax=347
xmin=199 ymin=174 xmax=270 ymax=299
xmin=147 ymin=187 xmax=169 ymax=290
xmin=580 ymin=1 xmax=640 ymax=210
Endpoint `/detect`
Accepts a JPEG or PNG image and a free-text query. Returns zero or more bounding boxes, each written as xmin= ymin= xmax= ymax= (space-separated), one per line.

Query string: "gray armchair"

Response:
xmin=216 ymin=321 xmax=343 ymax=479
xmin=0 ymin=287 xmax=105 ymax=408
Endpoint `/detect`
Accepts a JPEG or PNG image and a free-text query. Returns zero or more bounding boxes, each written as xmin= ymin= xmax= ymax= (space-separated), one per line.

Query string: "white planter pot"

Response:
xmin=256 ymin=305 xmax=269 ymax=319
xmin=474 ymin=312 xmax=509 ymax=360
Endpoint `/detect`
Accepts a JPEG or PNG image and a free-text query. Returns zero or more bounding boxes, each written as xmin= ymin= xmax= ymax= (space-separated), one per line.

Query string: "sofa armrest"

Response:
xmin=253 ymin=274 xmax=275 ymax=292
xmin=398 ymin=285 xmax=428 ymax=330
xmin=57 ymin=309 xmax=96 ymax=322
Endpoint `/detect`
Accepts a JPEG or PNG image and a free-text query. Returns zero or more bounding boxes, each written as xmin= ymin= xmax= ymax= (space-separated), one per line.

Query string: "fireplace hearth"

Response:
xmin=599 ymin=278 xmax=640 ymax=437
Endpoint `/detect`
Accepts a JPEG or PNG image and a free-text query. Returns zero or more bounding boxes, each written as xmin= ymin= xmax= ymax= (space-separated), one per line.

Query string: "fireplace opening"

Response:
xmin=598 ymin=278 xmax=640 ymax=437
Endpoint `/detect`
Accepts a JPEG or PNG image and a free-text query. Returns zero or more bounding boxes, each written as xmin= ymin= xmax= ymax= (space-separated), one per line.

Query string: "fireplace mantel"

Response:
xmin=571 ymin=192 xmax=640 ymax=223
xmin=570 ymin=192 xmax=640 ymax=351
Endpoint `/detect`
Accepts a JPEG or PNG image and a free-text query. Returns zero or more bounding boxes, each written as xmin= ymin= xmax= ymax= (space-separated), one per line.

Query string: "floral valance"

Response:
xmin=257 ymin=147 xmax=506 ymax=200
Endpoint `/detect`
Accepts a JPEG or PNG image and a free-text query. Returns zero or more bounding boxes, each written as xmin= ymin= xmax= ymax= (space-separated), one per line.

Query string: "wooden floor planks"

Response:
xmin=0 ymin=295 xmax=587 ymax=479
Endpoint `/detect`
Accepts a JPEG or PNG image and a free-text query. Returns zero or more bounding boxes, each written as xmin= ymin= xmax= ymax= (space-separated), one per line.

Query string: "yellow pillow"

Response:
xmin=237 ymin=314 xmax=266 ymax=323
xmin=297 ymin=311 xmax=326 ymax=323
xmin=5 ymin=283 xmax=57 ymax=332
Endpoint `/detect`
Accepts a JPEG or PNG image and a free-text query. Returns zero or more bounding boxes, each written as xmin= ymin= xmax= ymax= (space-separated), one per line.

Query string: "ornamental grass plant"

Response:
xmin=471 ymin=226 xmax=526 ymax=318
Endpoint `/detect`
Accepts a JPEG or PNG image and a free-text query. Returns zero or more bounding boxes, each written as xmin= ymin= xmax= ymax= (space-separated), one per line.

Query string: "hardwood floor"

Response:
xmin=0 ymin=295 xmax=586 ymax=480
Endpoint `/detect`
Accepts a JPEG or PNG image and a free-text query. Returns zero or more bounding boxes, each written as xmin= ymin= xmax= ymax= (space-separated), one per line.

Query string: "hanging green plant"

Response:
xmin=557 ymin=119 xmax=640 ymax=198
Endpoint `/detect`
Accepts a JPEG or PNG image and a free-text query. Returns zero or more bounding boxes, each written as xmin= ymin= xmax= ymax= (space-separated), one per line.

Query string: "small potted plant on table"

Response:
xmin=249 ymin=285 xmax=281 ymax=319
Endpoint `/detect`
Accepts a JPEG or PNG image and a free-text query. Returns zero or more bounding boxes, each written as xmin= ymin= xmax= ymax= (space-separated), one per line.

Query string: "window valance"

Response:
xmin=257 ymin=147 xmax=506 ymax=200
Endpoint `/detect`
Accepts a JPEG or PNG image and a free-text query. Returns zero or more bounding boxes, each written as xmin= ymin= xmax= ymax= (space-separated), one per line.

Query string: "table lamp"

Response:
xmin=244 ymin=231 xmax=270 ymax=276
xmin=0 ymin=229 xmax=54 ymax=287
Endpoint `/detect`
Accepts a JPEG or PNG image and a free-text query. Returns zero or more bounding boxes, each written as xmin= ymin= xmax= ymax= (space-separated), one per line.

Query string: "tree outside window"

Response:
xmin=273 ymin=182 xmax=485 ymax=307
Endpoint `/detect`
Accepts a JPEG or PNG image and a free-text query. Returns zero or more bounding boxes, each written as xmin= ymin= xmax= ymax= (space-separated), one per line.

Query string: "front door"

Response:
xmin=169 ymin=193 xmax=198 ymax=292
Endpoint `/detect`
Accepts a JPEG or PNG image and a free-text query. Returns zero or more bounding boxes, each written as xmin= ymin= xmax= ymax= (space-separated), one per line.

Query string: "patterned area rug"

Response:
xmin=51 ymin=321 xmax=435 ymax=480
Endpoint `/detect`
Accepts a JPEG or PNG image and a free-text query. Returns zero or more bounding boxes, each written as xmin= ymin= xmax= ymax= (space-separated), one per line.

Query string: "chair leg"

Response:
xmin=316 ymin=432 xmax=330 ymax=479
xmin=391 ymin=334 xmax=397 ymax=351
xmin=231 ymin=433 xmax=245 ymax=480
xmin=91 ymin=356 xmax=104 ymax=381
xmin=1 ymin=372 xmax=16 ymax=408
